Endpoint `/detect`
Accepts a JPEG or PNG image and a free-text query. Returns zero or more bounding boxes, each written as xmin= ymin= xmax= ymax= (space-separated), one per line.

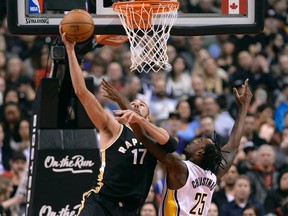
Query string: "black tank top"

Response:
xmin=95 ymin=124 xmax=157 ymax=206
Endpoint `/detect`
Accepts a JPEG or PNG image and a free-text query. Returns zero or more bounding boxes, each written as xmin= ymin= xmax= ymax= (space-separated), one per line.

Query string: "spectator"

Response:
xmin=230 ymin=51 xmax=256 ymax=91
xmin=201 ymin=57 xmax=229 ymax=95
xmin=5 ymin=56 xmax=27 ymax=89
xmin=217 ymin=39 xmax=236 ymax=74
xmin=3 ymin=102 xmax=22 ymax=144
xmin=176 ymin=99 xmax=199 ymax=143
xmin=10 ymin=119 xmax=30 ymax=160
xmin=220 ymin=175 xmax=265 ymax=216
xmin=203 ymin=95 xmax=234 ymax=142
xmin=186 ymin=36 xmax=205 ymax=70
xmin=246 ymin=144 xmax=279 ymax=203
xmin=270 ymin=127 xmax=288 ymax=169
xmin=190 ymin=74 xmax=208 ymax=97
xmin=161 ymin=111 xmax=186 ymax=155
xmin=264 ymin=168 xmax=288 ymax=215
xmin=237 ymin=141 xmax=258 ymax=174
xmin=263 ymin=33 xmax=284 ymax=67
xmin=2 ymin=152 xmax=27 ymax=198
xmin=249 ymin=87 xmax=269 ymax=114
xmin=17 ymin=76 xmax=35 ymax=119
xmin=0 ymin=77 xmax=6 ymax=106
xmin=86 ymin=56 xmax=106 ymax=87
xmin=187 ymin=95 xmax=204 ymax=119
xmin=98 ymin=46 xmax=116 ymax=65
xmin=0 ymin=122 xmax=6 ymax=174
xmin=145 ymin=185 xmax=159 ymax=207
xmin=120 ymin=75 xmax=142 ymax=103
xmin=255 ymin=104 xmax=275 ymax=143
xmin=0 ymin=50 xmax=7 ymax=78
xmin=197 ymin=115 xmax=225 ymax=146
xmin=242 ymin=204 xmax=261 ymax=216
xmin=215 ymin=94 xmax=235 ymax=140
xmin=273 ymin=54 xmax=288 ymax=92
xmin=274 ymin=83 xmax=288 ymax=132
xmin=213 ymin=164 xmax=239 ymax=212
xmin=33 ymin=44 xmax=52 ymax=89
xmin=233 ymin=136 xmax=249 ymax=165
xmin=191 ymin=48 xmax=210 ymax=76
xmin=243 ymin=113 xmax=266 ymax=147
xmin=166 ymin=55 xmax=193 ymax=99
xmin=120 ymin=49 xmax=133 ymax=74
xmin=0 ymin=175 xmax=13 ymax=216
xmin=166 ymin=45 xmax=177 ymax=72
xmin=105 ymin=61 xmax=124 ymax=92
xmin=22 ymin=37 xmax=48 ymax=80
xmin=1 ymin=165 xmax=28 ymax=216
xmin=0 ymin=88 xmax=20 ymax=121
xmin=250 ymin=53 xmax=279 ymax=94
xmin=208 ymin=202 xmax=219 ymax=216
xmin=139 ymin=202 xmax=157 ymax=216
xmin=255 ymin=104 xmax=273 ymax=131
xmin=149 ymin=78 xmax=177 ymax=124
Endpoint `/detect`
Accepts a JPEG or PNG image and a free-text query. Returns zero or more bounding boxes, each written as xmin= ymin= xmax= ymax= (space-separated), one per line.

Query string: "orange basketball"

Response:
xmin=61 ymin=9 xmax=94 ymax=43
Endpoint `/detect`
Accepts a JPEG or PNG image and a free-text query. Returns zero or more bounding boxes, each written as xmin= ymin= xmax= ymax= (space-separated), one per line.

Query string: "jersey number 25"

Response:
xmin=190 ymin=192 xmax=208 ymax=215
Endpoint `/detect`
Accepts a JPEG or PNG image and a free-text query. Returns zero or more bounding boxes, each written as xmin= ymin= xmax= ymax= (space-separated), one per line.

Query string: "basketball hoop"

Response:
xmin=113 ymin=0 xmax=179 ymax=73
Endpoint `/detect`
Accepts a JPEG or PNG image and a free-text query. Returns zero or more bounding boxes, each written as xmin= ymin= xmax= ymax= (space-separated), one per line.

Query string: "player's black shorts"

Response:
xmin=77 ymin=191 xmax=139 ymax=216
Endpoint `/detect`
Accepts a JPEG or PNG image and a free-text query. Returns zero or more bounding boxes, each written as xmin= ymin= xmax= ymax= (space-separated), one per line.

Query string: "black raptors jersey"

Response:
xmin=95 ymin=124 xmax=157 ymax=207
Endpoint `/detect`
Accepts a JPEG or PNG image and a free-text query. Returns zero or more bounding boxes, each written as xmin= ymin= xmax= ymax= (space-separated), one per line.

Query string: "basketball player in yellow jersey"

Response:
xmin=114 ymin=79 xmax=252 ymax=216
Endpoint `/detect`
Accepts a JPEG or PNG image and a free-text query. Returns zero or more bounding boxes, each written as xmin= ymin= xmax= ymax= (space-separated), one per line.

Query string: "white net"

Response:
xmin=113 ymin=0 xmax=179 ymax=73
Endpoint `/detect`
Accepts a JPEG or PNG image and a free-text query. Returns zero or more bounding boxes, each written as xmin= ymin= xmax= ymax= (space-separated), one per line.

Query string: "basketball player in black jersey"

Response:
xmin=60 ymin=32 xmax=177 ymax=216
xmin=115 ymin=79 xmax=252 ymax=216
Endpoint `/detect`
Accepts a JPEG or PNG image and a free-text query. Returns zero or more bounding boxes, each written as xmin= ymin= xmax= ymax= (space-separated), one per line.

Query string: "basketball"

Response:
xmin=60 ymin=9 xmax=94 ymax=43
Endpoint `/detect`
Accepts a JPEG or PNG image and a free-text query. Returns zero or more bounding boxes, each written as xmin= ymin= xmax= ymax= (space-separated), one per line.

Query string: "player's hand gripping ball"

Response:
xmin=60 ymin=9 xmax=94 ymax=43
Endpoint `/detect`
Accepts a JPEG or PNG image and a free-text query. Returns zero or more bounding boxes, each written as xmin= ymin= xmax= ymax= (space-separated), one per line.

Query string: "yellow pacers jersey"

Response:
xmin=159 ymin=161 xmax=217 ymax=216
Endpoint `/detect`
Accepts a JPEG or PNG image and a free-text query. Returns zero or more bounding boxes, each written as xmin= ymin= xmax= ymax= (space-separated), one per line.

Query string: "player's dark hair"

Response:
xmin=199 ymin=133 xmax=227 ymax=174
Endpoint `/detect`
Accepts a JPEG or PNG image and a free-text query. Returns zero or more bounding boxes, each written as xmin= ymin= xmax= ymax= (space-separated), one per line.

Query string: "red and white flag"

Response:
xmin=222 ymin=0 xmax=247 ymax=15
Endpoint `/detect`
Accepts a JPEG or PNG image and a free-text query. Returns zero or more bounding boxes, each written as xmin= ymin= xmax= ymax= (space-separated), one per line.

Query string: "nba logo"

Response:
xmin=28 ymin=0 xmax=43 ymax=14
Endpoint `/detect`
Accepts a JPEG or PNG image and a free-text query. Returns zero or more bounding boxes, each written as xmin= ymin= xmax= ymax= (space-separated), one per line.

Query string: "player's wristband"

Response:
xmin=159 ymin=135 xmax=178 ymax=153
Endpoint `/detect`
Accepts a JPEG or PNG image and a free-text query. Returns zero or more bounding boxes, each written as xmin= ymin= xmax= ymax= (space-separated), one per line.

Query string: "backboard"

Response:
xmin=6 ymin=0 xmax=264 ymax=36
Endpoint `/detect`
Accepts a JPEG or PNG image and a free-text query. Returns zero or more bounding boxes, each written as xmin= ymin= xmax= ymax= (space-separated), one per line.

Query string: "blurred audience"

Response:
xmin=0 ymin=1 xmax=288 ymax=214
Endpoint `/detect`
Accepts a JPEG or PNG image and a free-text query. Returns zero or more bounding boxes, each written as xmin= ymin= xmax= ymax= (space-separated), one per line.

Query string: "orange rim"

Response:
xmin=113 ymin=0 xmax=179 ymax=14
xmin=113 ymin=0 xmax=179 ymax=29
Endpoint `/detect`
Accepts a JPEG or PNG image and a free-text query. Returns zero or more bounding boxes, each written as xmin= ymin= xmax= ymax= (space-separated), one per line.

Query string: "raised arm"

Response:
xmin=102 ymin=79 xmax=172 ymax=145
xmin=101 ymin=78 xmax=132 ymax=110
xmin=60 ymin=32 xmax=120 ymax=134
xmin=115 ymin=110 xmax=187 ymax=189
xmin=217 ymin=79 xmax=252 ymax=178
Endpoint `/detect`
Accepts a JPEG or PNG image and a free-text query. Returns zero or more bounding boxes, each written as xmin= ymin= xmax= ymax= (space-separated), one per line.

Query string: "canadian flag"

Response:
xmin=222 ymin=0 xmax=247 ymax=15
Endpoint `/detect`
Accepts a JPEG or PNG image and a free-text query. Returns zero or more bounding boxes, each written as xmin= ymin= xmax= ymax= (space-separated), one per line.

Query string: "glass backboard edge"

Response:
xmin=6 ymin=0 xmax=264 ymax=36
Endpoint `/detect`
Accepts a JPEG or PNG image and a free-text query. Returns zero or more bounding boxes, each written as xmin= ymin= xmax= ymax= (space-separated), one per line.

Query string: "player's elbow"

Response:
xmin=74 ymin=86 xmax=88 ymax=97
xmin=157 ymin=134 xmax=170 ymax=145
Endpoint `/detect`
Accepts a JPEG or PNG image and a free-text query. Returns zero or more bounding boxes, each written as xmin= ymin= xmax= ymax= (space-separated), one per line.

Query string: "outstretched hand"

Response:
xmin=101 ymin=79 xmax=122 ymax=103
xmin=233 ymin=79 xmax=253 ymax=108
xmin=59 ymin=24 xmax=76 ymax=52
xmin=114 ymin=110 xmax=142 ymax=124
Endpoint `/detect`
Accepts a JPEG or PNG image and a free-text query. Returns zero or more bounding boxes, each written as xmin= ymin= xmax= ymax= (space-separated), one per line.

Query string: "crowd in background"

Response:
xmin=0 ymin=0 xmax=288 ymax=215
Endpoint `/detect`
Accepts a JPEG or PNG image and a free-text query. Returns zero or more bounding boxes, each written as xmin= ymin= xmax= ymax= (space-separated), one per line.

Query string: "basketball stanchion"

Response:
xmin=113 ymin=0 xmax=179 ymax=73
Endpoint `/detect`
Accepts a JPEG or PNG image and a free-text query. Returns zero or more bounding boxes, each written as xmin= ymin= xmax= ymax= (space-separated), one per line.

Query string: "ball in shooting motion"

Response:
xmin=60 ymin=9 xmax=94 ymax=43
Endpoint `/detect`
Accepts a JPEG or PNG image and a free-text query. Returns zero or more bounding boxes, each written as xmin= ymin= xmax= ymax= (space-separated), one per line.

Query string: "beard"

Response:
xmin=155 ymin=92 xmax=166 ymax=98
